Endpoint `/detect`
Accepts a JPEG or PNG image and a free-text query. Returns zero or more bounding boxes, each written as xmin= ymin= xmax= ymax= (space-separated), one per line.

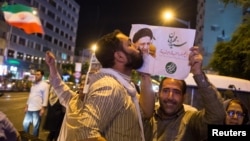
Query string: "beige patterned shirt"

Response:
xmin=50 ymin=72 xmax=143 ymax=141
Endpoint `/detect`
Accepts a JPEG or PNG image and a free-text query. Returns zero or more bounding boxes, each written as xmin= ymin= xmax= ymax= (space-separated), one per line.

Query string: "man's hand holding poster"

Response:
xmin=130 ymin=24 xmax=196 ymax=80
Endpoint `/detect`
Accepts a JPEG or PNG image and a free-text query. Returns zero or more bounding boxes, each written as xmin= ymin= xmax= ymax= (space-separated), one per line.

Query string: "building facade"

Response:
xmin=0 ymin=0 xmax=80 ymax=79
xmin=195 ymin=0 xmax=243 ymax=67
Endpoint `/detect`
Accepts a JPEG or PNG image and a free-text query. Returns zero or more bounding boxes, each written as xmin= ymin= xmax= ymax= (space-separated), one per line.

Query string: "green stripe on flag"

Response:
xmin=1 ymin=4 xmax=34 ymax=13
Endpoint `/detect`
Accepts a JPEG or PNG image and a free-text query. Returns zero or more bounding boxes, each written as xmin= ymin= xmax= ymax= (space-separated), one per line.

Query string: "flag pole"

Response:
xmin=4 ymin=24 xmax=13 ymax=62
xmin=83 ymin=45 xmax=97 ymax=94
xmin=3 ymin=0 xmax=14 ymax=62
xmin=83 ymin=50 xmax=94 ymax=94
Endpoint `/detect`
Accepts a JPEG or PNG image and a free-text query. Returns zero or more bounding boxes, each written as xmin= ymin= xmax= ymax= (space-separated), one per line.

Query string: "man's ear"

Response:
xmin=114 ymin=51 xmax=125 ymax=62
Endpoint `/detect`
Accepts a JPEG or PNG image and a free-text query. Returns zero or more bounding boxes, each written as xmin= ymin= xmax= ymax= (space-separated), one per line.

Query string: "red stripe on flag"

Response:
xmin=7 ymin=22 xmax=44 ymax=34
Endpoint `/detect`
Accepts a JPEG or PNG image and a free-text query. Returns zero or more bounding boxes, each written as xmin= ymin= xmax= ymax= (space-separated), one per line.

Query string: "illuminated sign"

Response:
xmin=7 ymin=59 xmax=20 ymax=65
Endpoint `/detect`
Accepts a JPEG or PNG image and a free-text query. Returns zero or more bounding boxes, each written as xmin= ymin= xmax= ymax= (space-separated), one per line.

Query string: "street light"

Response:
xmin=162 ymin=11 xmax=190 ymax=29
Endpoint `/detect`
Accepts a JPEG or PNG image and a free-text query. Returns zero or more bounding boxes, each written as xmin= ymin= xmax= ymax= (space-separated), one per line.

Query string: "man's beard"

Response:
xmin=125 ymin=50 xmax=144 ymax=69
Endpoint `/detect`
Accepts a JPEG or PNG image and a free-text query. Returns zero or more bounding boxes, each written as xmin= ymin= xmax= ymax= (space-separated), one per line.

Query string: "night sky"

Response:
xmin=74 ymin=0 xmax=197 ymax=53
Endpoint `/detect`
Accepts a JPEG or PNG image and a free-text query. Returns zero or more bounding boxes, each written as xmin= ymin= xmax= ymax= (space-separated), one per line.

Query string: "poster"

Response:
xmin=129 ymin=24 xmax=196 ymax=80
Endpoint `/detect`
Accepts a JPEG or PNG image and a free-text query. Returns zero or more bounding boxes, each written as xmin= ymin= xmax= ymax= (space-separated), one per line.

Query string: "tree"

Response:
xmin=209 ymin=16 xmax=250 ymax=80
xmin=82 ymin=62 xmax=90 ymax=74
xmin=219 ymin=0 xmax=250 ymax=7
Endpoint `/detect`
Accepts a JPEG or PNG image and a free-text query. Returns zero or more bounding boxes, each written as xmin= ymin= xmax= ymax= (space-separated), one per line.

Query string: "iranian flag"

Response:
xmin=1 ymin=3 xmax=44 ymax=34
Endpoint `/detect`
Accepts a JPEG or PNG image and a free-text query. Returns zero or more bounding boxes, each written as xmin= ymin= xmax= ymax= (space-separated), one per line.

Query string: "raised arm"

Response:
xmin=139 ymin=73 xmax=155 ymax=118
xmin=45 ymin=51 xmax=58 ymax=76
xmin=189 ymin=46 xmax=225 ymax=120
xmin=45 ymin=51 xmax=73 ymax=106
xmin=189 ymin=47 xmax=225 ymax=139
xmin=189 ymin=46 xmax=203 ymax=75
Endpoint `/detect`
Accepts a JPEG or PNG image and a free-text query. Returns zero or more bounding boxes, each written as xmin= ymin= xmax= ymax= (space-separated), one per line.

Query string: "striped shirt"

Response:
xmin=50 ymin=72 xmax=143 ymax=141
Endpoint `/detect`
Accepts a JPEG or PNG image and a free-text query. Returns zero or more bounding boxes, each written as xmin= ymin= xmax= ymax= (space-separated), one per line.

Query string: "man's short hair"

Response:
xmin=95 ymin=30 xmax=123 ymax=68
xmin=159 ymin=77 xmax=187 ymax=95
xmin=36 ymin=69 xmax=44 ymax=76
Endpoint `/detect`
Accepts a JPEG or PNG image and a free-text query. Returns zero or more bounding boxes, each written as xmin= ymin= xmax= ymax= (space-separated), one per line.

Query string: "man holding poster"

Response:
xmin=143 ymin=46 xmax=225 ymax=141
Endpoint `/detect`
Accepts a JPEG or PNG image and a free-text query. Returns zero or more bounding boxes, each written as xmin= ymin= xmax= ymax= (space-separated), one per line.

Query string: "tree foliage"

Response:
xmin=209 ymin=16 xmax=250 ymax=80
xmin=219 ymin=0 xmax=250 ymax=7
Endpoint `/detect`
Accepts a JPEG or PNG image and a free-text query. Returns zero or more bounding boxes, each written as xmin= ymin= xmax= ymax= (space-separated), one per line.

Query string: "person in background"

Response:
xmin=22 ymin=69 xmax=50 ymax=137
xmin=0 ymin=111 xmax=21 ymax=141
xmin=45 ymin=29 xmax=155 ymax=141
xmin=224 ymin=98 xmax=249 ymax=125
xmin=43 ymin=86 xmax=65 ymax=141
xmin=143 ymin=46 xmax=225 ymax=141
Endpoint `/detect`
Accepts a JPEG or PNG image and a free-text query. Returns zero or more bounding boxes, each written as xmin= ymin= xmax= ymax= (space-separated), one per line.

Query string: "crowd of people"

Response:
xmin=0 ymin=29 xmax=249 ymax=141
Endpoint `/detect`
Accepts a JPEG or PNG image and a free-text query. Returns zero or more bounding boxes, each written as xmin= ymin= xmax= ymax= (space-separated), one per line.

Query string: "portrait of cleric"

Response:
xmin=132 ymin=28 xmax=156 ymax=58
